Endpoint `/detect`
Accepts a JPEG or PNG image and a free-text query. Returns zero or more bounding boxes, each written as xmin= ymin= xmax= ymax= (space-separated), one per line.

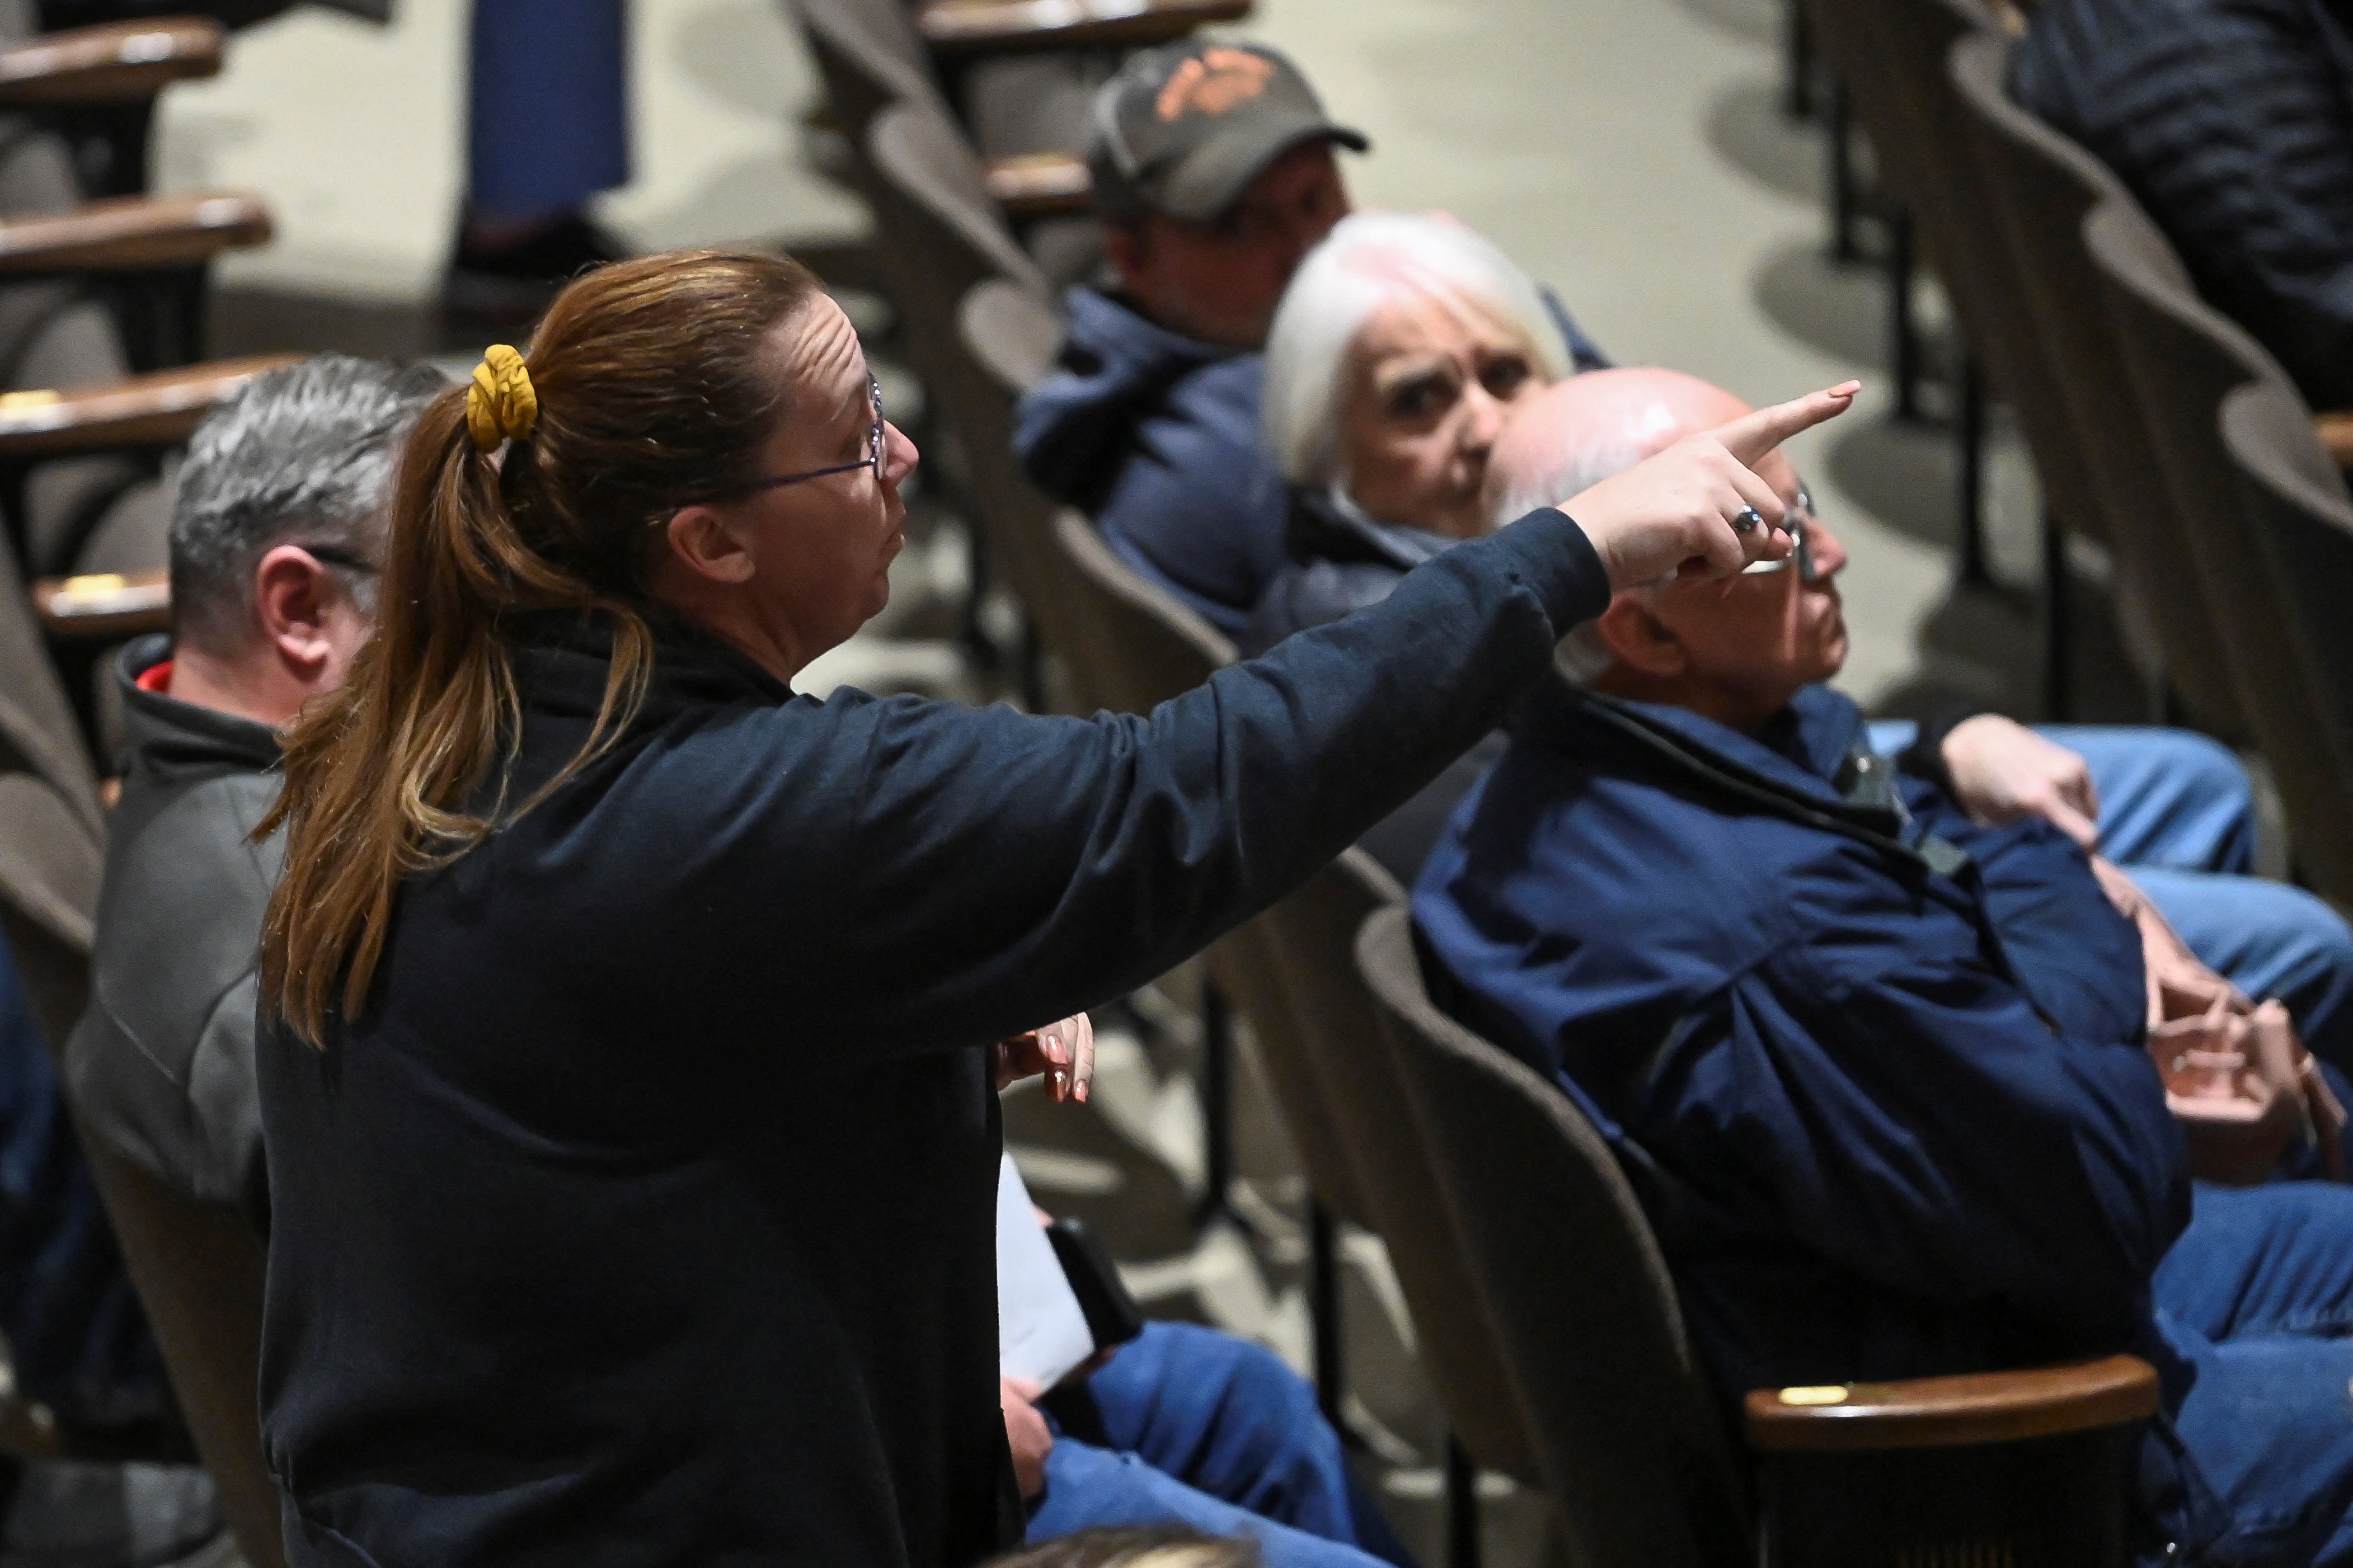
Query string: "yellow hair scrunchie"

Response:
xmin=466 ymin=343 xmax=538 ymax=453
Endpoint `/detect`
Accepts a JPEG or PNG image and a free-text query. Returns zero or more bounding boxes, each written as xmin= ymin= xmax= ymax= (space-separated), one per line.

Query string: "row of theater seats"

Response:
xmin=0 ymin=10 xmax=288 ymax=1566
xmin=782 ymin=6 xmax=2169 ymax=1564
xmin=1800 ymin=0 xmax=2353 ymax=913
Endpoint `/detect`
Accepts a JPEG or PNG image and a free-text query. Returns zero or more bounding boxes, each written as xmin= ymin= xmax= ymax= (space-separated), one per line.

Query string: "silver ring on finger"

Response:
xmin=1732 ymin=505 xmax=1765 ymax=534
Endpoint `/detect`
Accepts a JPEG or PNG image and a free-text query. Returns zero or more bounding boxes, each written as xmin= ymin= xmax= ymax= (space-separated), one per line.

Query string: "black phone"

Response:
xmin=1045 ymin=1216 xmax=1145 ymax=1350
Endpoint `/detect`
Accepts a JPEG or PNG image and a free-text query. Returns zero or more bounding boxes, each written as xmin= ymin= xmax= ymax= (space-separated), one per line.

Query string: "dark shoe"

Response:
xmin=443 ymin=211 xmax=628 ymax=329
xmin=0 ymin=1459 xmax=225 ymax=1568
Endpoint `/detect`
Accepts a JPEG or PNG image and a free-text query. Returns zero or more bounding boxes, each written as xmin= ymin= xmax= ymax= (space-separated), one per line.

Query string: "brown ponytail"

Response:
xmin=259 ymin=249 xmax=825 ymax=1044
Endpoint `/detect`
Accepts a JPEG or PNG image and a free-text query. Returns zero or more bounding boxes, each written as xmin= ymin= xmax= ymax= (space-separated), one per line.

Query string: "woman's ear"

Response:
xmin=660 ymin=505 xmax=758 ymax=585
xmin=1595 ymin=593 xmax=1685 ymax=679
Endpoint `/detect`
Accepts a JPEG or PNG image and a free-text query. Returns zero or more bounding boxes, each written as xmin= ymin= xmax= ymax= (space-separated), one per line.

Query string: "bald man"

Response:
xmin=1477 ymin=368 xmax=2353 ymax=1070
xmin=1416 ymin=369 xmax=2353 ymax=1568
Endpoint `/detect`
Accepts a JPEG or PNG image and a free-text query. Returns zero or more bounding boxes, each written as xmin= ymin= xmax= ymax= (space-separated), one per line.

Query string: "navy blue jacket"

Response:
xmin=1243 ymin=488 xmax=1496 ymax=882
xmin=1015 ymin=290 xmax=1286 ymax=637
xmin=1015 ymin=288 xmax=1609 ymax=637
xmin=257 ymin=511 xmax=1610 ymax=1568
xmin=2013 ymin=0 xmax=2353 ymax=409
xmin=1413 ymin=682 xmax=2191 ymax=1404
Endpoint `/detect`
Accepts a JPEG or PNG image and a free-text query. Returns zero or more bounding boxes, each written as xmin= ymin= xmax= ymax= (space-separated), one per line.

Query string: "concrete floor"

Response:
xmin=150 ymin=1 xmax=2109 ymax=1561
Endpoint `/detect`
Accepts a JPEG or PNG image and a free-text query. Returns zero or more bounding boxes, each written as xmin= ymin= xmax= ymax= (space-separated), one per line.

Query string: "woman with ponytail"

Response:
xmin=252 ymin=248 xmax=1852 ymax=1568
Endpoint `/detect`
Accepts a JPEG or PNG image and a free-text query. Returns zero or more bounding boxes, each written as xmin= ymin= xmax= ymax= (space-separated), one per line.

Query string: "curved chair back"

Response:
xmin=1046 ymin=506 xmax=1234 ymax=713
xmin=84 ymin=1150 xmax=280 ymax=1568
xmin=1946 ymin=33 xmax=2244 ymax=733
xmin=1262 ymin=850 xmax=1546 ymax=1484
xmin=1356 ymin=906 xmax=1748 ymax=1568
xmin=2219 ymin=380 xmax=2353 ymax=903
xmin=0 ymin=528 xmax=96 ymax=822
xmin=864 ymin=98 xmax=1046 ymax=393
xmin=789 ymin=0 xmax=939 ymax=157
xmin=0 ymin=770 xmax=96 ymax=1051
xmin=1254 ymin=851 xmax=1394 ymax=1237
xmin=1850 ymin=0 xmax=2116 ymax=558
xmin=2081 ymin=200 xmax=2353 ymax=889
xmin=955 ymin=279 xmax=1101 ymax=709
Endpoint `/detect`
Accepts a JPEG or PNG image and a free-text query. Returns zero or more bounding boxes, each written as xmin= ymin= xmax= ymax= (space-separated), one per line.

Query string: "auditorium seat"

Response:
xmin=2220 ymin=381 xmax=2353 ymax=905
xmin=1257 ymin=847 xmax=1525 ymax=1566
xmin=1354 ymin=905 xmax=2163 ymax=1568
xmin=0 ymin=15 xmax=226 ymax=197
xmin=2084 ymin=200 xmax=2353 ymax=906
xmin=1948 ymin=31 xmax=2241 ymax=731
xmin=956 ymin=277 xmax=1092 ymax=710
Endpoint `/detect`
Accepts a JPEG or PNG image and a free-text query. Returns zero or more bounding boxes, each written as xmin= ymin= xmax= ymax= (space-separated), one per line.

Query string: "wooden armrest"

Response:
xmin=918 ymin=0 xmax=1252 ymax=56
xmin=985 ymin=152 xmax=1091 ymax=219
xmin=32 ymin=567 xmax=167 ymax=639
xmin=2315 ymin=410 xmax=2353 ymax=470
xmin=0 ymin=352 xmax=301 ymax=457
xmin=0 ymin=191 xmax=271 ymax=278
xmin=0 ymin=18 xmax=223 ymax=107
xmin=1744 ymin=1354 xmax=2158 ymax=1452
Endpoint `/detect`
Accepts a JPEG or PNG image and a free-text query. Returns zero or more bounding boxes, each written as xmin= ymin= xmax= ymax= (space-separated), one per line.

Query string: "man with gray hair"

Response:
xmin=67 ymin=354 xmax=443 ymax=1230
xmin=1418 ymin=368 xmax=2353 ymax=1566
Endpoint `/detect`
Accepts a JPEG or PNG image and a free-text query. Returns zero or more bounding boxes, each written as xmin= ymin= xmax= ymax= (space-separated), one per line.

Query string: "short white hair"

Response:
xmin=1260 ymin=212 xmax=1572 ymax=490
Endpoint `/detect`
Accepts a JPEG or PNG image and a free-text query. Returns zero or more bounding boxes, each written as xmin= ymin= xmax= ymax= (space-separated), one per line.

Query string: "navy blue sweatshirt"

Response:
xmin=256 ymin=509 xmax=1611 ymax=1568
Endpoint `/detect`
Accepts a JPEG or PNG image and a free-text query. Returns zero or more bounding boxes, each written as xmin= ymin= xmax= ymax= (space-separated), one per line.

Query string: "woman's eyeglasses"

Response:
xmin=743 ymin=376 xmax=885 ymax=495
xmin=1739 ymin=484 xmax=1823 ymax=582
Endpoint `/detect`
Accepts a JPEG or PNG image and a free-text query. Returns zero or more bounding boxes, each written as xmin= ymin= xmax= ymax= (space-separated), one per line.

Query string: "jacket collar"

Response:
xmin=1518 ymin=679 xmax=1864 ymax=806
xmin=1283 ymin=485 xmax=1460 ymax=572
xmin=506 ymin=609 xmax=793 ymax=728
xmin=1513 ymin=679 xmax=1956 ymax=867
xmin=115 ymin=634 xmax=280 ymax=775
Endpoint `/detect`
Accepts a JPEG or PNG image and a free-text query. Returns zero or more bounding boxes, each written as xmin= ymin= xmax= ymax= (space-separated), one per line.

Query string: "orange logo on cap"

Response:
xmin=1155 ymin=48 xmax=1276 ymax=122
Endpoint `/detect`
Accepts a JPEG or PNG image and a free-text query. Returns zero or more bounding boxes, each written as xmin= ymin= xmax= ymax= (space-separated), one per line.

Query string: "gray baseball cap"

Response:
xmin=1087 ymin=40 xmax=1369 ymax=225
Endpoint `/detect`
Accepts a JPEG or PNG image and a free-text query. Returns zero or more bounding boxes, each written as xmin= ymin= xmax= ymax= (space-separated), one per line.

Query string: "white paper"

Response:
xmin=996 ymin=1153 xmax=1096 ymax=1387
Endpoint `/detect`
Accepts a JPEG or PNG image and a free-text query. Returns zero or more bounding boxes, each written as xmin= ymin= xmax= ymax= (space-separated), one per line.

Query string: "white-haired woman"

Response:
xmin=1245 ymin=211 xmax=1587 ymax=874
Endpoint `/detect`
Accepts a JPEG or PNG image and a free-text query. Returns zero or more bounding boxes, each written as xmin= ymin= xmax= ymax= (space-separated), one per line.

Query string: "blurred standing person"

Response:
xmin=446 ymin=0 xmax=631 ymax=322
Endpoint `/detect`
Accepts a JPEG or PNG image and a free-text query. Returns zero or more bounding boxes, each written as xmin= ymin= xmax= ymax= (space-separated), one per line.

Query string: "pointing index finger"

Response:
xmin=1713 ymin=380 xmax=1862 ymax=467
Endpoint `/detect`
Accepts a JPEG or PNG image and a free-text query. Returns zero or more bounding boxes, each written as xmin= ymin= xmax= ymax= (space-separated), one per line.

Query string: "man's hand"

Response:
xmin=994 ymin=1013 xmax=1095 ymax=1103
xmin=2089 ymin=858 xmax=2249 ymax=1029
xmin=1001 ymin=1376 xmax=1053 ymax=1500
xmin=1942 ymin=714 xmax=2101 ymax=849
xmin=1559 ymin=382 xmax=1859 ymax=588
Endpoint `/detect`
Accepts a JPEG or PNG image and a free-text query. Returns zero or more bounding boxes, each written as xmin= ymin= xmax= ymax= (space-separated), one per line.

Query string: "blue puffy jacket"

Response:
xmin=1415 ymin=681 xmax=2191 ymax=1404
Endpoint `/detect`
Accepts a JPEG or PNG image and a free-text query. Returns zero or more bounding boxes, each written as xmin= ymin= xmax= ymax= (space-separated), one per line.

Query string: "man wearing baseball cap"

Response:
xmin=1012 ymin=41 xmax=1360 ymax=638
xmin=1016 ymin=39 xmax=1607 ymax=636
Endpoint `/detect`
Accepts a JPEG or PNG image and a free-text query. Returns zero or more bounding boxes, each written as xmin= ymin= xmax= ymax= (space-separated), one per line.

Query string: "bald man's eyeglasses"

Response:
xmin=1739 ymin=485 xmax=1824 ymax=582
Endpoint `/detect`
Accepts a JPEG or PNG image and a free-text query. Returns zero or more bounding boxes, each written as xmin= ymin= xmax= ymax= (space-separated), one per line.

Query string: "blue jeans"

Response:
xmin=1868 ymin=723 xmax=2353 ymax=1071
xmin=2141 ymin=1183 xmax=2353 ymax=1565
xmin=1030 ymin=1322 xmax=1416 ymax=1568
xmin=469 ymin=0 xmax=630 ymax=219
